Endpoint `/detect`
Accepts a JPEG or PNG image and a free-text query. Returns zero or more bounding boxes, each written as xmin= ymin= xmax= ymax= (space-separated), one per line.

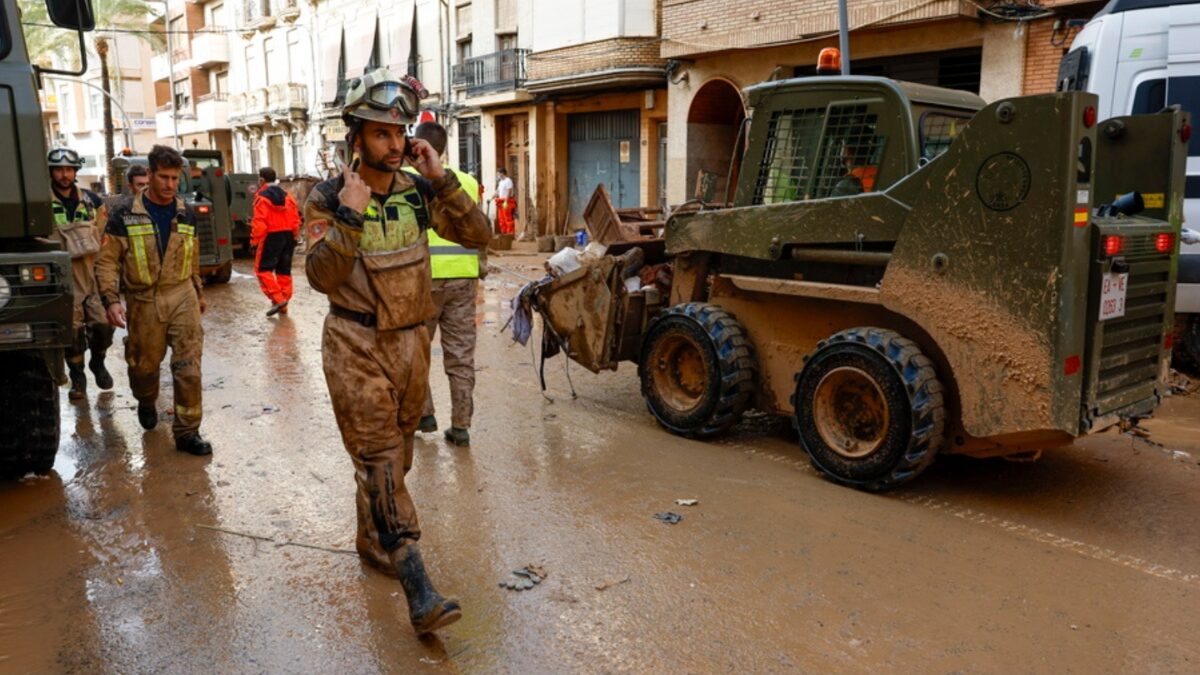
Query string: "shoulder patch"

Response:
xmin=306 ymin=218 xmax=330 ymax=245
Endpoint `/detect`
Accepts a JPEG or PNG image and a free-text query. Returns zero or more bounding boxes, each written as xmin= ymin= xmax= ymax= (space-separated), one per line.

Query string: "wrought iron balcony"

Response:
xmin=451 ymin=48 xmax=529 ymax=97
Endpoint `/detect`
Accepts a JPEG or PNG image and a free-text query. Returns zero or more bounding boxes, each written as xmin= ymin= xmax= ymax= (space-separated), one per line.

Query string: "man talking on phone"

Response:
xmin=304 ymin=69 xmax=491 ymax=635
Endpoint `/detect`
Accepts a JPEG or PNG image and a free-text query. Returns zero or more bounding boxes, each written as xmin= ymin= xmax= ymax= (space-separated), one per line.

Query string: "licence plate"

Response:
xmin=1099 ymin=272 xmax=1128 ymax=321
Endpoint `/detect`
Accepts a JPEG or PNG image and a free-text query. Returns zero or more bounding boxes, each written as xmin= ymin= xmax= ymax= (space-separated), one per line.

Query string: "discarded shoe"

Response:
xmin=266 ymin=301 xmax=288 ymax=317
xmin=137 ymin=403 xmax=158 ymax=430
xmin=175 ymin=433 xmax=213 ymax=456
xmin=89 ymin=354 xmax=113 ymax=390
xmin=418 ymin=415 xmax=438 ymax=433
xmin=68 ymin=363 xmax=86 ymax=401
xmin=443 ymin=427 xmax=470 ymax=446
xmin=395 ymin=544 xmax=461 ymax=634
xmin=499 ymin=564 xmax=548 ymax=591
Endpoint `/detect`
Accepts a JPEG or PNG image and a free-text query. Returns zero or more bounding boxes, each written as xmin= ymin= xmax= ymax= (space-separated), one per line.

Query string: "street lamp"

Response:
xmin=43 ymin=75 xmax=137 ymax=149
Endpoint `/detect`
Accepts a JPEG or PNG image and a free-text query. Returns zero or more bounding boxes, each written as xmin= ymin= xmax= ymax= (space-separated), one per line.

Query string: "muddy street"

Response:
xmin=2 ymin=253 xmax=1198 ymax=673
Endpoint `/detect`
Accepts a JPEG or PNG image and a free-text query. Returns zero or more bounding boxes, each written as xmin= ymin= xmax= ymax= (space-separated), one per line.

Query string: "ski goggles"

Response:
xmin=359 ymin=80 xmax=422 ymax=117
xmin=48 ymin=148 xmax=82 ymax=167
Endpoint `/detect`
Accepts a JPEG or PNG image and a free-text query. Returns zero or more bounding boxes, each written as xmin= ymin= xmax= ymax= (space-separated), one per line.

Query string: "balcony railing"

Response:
xmin=451 ymin=48 xmax=528 ymax=97
xmin=229 ymin=83 xmax=307 ymax=121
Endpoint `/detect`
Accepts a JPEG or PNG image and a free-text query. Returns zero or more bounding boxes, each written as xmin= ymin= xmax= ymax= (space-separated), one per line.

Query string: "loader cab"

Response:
xmin=735 ymin=77 xmax=983 ymax=207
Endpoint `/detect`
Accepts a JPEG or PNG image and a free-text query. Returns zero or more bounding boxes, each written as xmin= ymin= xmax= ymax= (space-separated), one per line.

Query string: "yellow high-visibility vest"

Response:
xmin=404 ymin=166 xmax=482 ymax=279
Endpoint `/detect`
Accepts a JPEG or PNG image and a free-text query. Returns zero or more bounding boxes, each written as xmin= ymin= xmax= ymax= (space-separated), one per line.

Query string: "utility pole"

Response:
xmin=838 ymin=0 xmax=851 ymax=75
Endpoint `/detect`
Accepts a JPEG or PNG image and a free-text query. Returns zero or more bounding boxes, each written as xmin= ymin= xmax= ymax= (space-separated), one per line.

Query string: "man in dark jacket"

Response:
xmin=251 ymin=167 xmax=301 ymax=316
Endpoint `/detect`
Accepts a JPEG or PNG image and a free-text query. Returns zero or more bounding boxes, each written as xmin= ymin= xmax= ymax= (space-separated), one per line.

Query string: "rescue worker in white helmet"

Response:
xmin=304 ymin=69 xmax=492 ymax=634
xmin=46 ymin=147 xmax=115 ymax=401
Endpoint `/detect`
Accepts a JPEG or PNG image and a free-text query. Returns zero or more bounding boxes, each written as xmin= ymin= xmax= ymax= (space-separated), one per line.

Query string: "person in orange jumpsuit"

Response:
xmin=493 ymin=166 xmax=515 ymax=235
xmin=250 ymin=166 xmax=301 ymax=316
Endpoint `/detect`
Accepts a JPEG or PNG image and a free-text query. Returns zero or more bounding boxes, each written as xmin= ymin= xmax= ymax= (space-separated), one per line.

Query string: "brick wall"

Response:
xmin=662 ymin=0 xmax=967 ymax=58
xmin=527 ymin=38 xmax=665 ymax=81
xmin=1022 ymin=17 xmax=1069 ymax=94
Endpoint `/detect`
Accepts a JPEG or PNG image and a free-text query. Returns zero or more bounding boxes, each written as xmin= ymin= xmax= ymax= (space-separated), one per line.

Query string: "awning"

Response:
xmin=388 ymin=3 xmax=416 ymax=76
xmin=345 ymin=16 xmax=378 ymax=78
xmin=319 ymin=28 xmax=344 ymax=104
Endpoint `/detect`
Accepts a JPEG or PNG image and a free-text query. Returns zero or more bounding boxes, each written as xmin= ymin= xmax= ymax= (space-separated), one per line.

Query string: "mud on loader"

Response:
xmin=531 ymin=76 xmax=1189 ymax=491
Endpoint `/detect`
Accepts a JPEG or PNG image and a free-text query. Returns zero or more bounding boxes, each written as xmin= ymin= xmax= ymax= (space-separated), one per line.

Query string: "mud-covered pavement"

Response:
xmin=3 ymin=253 xmax=1199 ymax=673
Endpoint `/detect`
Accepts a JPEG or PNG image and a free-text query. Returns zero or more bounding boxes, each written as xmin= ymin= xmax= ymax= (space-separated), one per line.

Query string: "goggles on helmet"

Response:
xmin=48 ymin=148 xmax=82 ymax=166
xmin=360 ymin=80 xmax=421 ymax=117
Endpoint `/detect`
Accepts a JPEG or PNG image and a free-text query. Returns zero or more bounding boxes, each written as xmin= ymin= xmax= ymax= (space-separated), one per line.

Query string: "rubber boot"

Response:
xmin=443 ymin=427 xmax=470 ymax=447
xmin=175 ymin=433 xmax=213 ymax=456
xmin=418 ymin=415 xmax=438 ymax=433
xmin=266 ymin=301 xmax=288 ymax=317
xmin=89 ymin=352 xmax=113 ymax=390
xmin=67 ymin=362 xmax=87 ymax=401
xmin=138 ymin=403 xmax=158 ymax=430
xmin=395 ymin=544 xmax=461 ymax=634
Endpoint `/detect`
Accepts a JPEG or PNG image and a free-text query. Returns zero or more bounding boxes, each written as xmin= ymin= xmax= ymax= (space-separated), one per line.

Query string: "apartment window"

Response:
xmin=88 ymin=91 xmax=103 ymax=122
xmin=457 ymin=39 xmax=472 ymax=63
xmin=497 ymin=33 xmax=517 ymax=52
xmin=366 ymin=22 xmax=381 ymax=72
xmin=215 ymin=70 xmax=229 ymax=97
xmin=496 ymin=0 xmax=516 ymax=33
xmin=264 ymin=36 xmax=282 ymax=85
xmin=243 ymin=0 xmax=259 ymax=22
xmin=173 ymin=78 xmax=191 ymax=109
xmin=455 ymin=2 xmax=471 ymax=39
xmin=209 ymin=2 xmax=227 ymax=29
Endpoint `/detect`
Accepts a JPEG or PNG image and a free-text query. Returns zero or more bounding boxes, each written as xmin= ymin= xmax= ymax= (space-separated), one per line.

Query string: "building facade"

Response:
xmin=43 ymin=33 xmax=160 ymax=191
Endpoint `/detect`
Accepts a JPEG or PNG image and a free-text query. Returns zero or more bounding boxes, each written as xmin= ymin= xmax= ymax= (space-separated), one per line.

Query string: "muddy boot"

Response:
xmin=175 ymin=433 xmax=213 ymax=456
xmin=88 ymin=352 xmax=113 ymax=390
xmin=266 ymin=301 xmax=288 ymax=317
xmin=67 ymin=363 xmax=87 ymax=401
xmin=138 ymin=403 xmax=159 ymax=430
xmin=443 ymin=427 xmax=470 ymax=447
xmin=418 ymin=415 xmax=438 ymax=433
xmin=395 ymin=544 xmax=461 ymax=634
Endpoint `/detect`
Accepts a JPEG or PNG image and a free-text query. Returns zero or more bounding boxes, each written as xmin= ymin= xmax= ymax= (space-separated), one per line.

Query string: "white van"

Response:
xmin=1059 ymin=0 xmax=1200 ymax=369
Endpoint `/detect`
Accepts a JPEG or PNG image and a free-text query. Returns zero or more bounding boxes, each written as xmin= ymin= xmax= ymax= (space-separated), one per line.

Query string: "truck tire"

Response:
xmin=1172 ymin=314 xmax=1200 ymax=377
xmin=639 ymin=303 xmax=756 ymax=437
xmin=206 ymin=259 xmax=233 ymax=285
xmin=792 ymin=327 xmax=944 ymax=492
xmin=0 ymin=351 xmax=61 ymax=479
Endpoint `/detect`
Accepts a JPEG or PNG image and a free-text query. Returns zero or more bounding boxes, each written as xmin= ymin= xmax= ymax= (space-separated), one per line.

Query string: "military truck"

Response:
xmin=532 ymin=76 xmax=1187 ymax=491
xmin=111 ymin=154 xmax=234 ymax=283
xmin=181 ymin=148 xmax=259 ymax=254
xmin=0 ymin=0 xmax=94 ymax=478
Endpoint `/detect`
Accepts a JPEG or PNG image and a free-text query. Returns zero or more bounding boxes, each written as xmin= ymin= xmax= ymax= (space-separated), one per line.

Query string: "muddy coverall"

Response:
xmin=304 ymin=169 xmax=490 ymax=570
xmin=49 ymin=188 xmax=115 ymax=365
xmin=96 ymin=194 xmax=205 ymax=439
xmin=251 ymin=184 xmax=301 ymax=305
xmin=421 ymin=168 xmax=486 ymax=430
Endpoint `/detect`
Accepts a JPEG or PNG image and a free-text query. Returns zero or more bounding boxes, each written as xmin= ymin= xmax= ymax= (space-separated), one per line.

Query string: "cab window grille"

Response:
xmin=810 ymin=104 xmax=885 ymax=200
xmin=919 ymin=112 xmax=970 ymax=162
xmin=753 ymin=107 xmax=825 ymax=204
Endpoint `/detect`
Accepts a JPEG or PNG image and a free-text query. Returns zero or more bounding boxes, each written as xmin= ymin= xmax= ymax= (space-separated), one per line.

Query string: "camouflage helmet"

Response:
xmin=47 ymin=147 xmax=84 ymax=168
xmin=342 ymin=68 xmax=429 ymax=126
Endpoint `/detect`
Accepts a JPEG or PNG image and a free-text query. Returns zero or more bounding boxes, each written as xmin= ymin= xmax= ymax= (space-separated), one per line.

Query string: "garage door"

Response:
xmin=568 ymin=109 xmax=641 ymax=225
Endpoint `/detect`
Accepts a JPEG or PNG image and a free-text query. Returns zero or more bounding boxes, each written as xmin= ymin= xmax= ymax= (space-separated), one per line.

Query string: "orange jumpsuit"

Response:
xmin=251 ymin=185 xmax=301 ymax=305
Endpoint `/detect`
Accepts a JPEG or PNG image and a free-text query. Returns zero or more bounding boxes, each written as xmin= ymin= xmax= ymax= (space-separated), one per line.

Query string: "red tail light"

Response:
xmin=1064 ymin=355 xmax=1082 ymax=375
xmin=1155 ymin=232 xmax=1175 ymax=253
xmin=1182 ymin=122 xmax=1192 ymax=144
xmin=196 ymin=204 xmax=211 ymax=215
xmin=1165 ymin=333 xmax=1175 ymax=350
xmin=215 ymin=168 xmax=224 ymax=177
xmin=1102 ymin=234 xmax=1124 ymax=256
xmin=217 ymin=238 xmax=229 ymax=245
xmin=1083 ymin=106 xmax=1097 ymax=128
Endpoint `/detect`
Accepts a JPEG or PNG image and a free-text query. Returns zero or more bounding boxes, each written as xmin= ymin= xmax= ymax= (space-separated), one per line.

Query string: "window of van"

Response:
xmin=1132 ymin=76 xmax=1199 ymax=156
xmin=0 ymin=3 xmax=10 ymax=60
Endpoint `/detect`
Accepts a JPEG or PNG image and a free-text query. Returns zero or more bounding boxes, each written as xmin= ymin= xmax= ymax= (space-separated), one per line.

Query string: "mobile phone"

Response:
xmin=405 ymin=136 xmax=420 ymax=160
xmin=330 ymin=144 xmax=348 ymax=172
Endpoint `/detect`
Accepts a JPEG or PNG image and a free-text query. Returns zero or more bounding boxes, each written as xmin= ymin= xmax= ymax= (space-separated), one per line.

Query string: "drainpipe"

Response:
xmin=837 ymin=0 xmax=851 ymax=75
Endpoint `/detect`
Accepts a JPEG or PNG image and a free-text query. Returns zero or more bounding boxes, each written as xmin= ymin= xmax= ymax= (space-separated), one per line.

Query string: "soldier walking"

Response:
xmin=409 ymin=122 xmax=486 ymax=447
xmin=96 ymin=145 xmax=212 ymax=456
xmin=304 ymin=69 xmax=491 ymax=634
xmin=46 ymin=148 xmax=115 ymax=401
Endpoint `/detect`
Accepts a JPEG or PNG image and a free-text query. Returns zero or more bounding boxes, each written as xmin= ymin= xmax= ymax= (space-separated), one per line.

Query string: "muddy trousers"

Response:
xmin=422 ymin=279 xmax=478 ymax=429
xmin=322 ymin=315 xmax=431 ymax=571
xmin=255 ymin=232 xmax=296 ymax=305
xmin=124 ymin=287 xmax=204 ymax=439
xmin=66 ymin=321 xmax=114 ymax=365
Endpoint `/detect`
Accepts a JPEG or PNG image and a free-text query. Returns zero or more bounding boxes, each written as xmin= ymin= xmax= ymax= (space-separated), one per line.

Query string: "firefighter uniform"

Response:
xmin=305 ymin=167 xmax=491 ymax=571
xmin=420 ymin=167 xmax=485 ymax=441
xmin=96 ymin=193 xmax=206 ymax=440
xmin=49 ymin=187 xmax=115 ymax=395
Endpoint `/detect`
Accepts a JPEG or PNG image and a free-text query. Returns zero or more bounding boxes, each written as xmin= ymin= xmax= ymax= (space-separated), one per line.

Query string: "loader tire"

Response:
xmin=792 ymin=327 xmax=944 ymax=492
xmin=0 ymin=351 xmax=61 ymax=479
xmin=639 ymin=303 xmax=756 ymax=437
